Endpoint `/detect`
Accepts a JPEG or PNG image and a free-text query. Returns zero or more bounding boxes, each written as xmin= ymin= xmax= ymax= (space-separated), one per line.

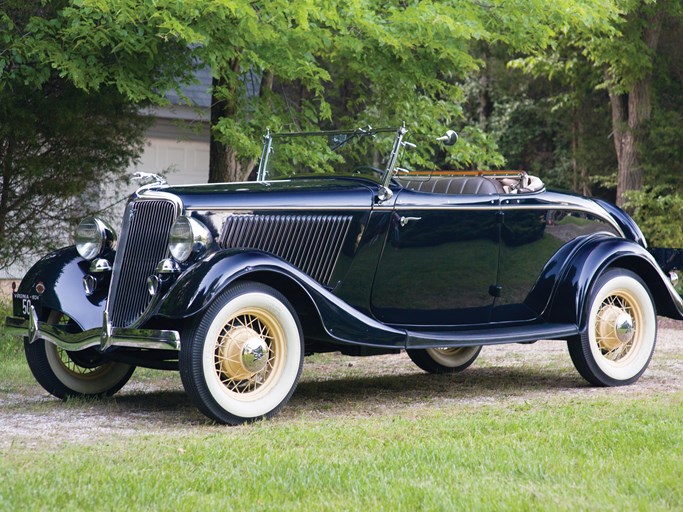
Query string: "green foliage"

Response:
xmin=642 ymin=104 xmax=683 ymax=189
xmin=133 ymin=0 xmax=618 ymax=177
xmin=2 ymin=0 xmax=198 ymax=101
xmin=0 ymin=78 xmax=151 ymax=269
xmin=2 ymin=0 xmax=629 ymax=179
xmin=0 ymin=301 xmax=22 ymax=361
xmin=0 ymin=1 xmax=167 ymax=268
xmin=4 ymin=0 xmax=682 ymax=265
xmin=626 ymin=186 xmax=683 ymax=247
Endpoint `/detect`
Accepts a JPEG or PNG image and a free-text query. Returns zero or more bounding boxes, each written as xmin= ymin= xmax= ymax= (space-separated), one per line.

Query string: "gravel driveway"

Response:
xmin=2 ymin=318 xmax=681 ymax=447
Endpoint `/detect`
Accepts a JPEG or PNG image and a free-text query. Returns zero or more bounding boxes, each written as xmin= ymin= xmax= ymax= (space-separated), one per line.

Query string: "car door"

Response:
xmin=370 ymin=183 xmax=500 ymax=327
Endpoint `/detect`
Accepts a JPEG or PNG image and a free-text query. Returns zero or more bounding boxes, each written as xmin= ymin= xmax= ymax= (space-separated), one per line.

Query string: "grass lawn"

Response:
xmin=1 ymin=308 xmax=682 ymax=511
xmin=1 ymin=392 xmax=681 ymax=511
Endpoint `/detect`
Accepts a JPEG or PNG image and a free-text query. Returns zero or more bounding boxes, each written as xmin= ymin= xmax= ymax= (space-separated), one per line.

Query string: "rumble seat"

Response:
xmin=397 ymin=176 xmax=504 ymax=195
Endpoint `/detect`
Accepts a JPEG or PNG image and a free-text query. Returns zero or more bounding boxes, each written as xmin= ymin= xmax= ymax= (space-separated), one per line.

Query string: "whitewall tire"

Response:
xmin=407 ymin=346 xmax=482 ymax=374
xmin=24 ymin=310 xmax=135 ymax=398
xmin=180 ymin=282 xmax=304 ymax=425
xmin=568 ymin=268 xmax=657 ymax=386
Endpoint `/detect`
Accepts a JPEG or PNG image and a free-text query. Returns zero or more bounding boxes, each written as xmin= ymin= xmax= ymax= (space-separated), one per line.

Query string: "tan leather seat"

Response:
xmin=397 ymin=176 xmax=504 ymax=195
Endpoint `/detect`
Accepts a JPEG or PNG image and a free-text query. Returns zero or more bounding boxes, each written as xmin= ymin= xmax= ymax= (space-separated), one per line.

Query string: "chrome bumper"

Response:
xmin=5 ymin=305 xmax=180 ymax=352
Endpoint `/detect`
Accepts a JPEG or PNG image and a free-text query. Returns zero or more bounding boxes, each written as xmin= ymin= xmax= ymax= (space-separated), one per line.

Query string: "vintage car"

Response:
xmin=7 ymin=125 xmax=683 ymax=425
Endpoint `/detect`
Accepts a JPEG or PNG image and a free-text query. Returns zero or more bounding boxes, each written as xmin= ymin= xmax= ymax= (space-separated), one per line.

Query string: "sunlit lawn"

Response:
xmin=1 ymin=306 xmax=682 ymax=511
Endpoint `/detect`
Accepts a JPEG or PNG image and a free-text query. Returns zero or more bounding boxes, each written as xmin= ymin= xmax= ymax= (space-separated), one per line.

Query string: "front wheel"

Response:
xmin=407 ymin=346 xmax=482 ymax=374
xmin=180 ymin=282 xmax=304 ymax=425
xmin=568 ymin=268 xmax=657 ymax=386
xmin=25 ymin=311 xmax=135 ymax=399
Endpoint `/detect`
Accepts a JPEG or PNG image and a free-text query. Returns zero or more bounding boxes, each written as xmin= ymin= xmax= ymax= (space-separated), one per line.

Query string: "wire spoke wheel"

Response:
xmin=180 ymin=282 xmax=303 ymax=425
xmin=568 ymin=269 xmax=656 ymax=386
xmin=594 ymin=292 xmax=641 ymax=363
xmin=213 ymin=309 xmax=285 ymax=399
xmin=54 ymin=346 xmax=115 ymax=379
xmin=24 ymin=310 xmax=135 ymax=398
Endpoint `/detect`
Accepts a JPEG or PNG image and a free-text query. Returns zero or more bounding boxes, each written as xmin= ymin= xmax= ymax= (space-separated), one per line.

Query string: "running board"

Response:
xmin=405 ymin=323 xmax=578 ymax=349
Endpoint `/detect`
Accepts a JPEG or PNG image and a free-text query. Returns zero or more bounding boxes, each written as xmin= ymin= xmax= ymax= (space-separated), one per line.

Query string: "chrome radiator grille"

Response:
xmin=219 ymin=214 xmax=352 ymax=284
xmin=109 ymin=199 xmax=177 ymax=327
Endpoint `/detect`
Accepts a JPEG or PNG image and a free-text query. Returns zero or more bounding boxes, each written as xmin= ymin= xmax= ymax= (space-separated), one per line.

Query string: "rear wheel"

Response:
xmin=180 ymin=282 xmax=304 ymax=425
xmin=407 ymin=346 xmax=482 ymax=374
xmin=24 ymin=310 xmax=135 ymax=398
xmin=568 ymin=269 xmax=656 ymax=386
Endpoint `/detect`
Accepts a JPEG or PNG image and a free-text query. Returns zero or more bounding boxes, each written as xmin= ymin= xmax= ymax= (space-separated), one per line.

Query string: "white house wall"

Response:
xmin=1 ymin=114 xmax=211 ymax=290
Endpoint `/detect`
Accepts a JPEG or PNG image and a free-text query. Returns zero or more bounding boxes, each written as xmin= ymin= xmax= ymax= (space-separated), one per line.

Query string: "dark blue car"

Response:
xmin=7 ymin=126 xmax=683 ymax=424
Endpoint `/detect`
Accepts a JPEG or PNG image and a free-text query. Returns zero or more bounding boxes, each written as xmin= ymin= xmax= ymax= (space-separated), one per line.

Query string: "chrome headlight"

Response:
xmin=168 ymin=216 xmax=212 ymax=262
xmin=75 ymin=217 xmax=116 ymax=260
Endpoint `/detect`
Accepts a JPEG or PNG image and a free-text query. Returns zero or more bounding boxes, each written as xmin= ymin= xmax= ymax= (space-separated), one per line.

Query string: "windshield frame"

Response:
xmin=256 ymin=126 xmax=400 ymax=183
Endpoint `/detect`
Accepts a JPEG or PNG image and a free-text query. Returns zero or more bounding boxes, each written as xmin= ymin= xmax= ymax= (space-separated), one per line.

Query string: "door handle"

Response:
xmin=400 ymin=216 xmax=421 ymax=227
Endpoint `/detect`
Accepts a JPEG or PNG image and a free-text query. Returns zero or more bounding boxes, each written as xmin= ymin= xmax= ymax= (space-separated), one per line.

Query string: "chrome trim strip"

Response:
xmin=5 ymin=314 xmax=180 ymax=352
xmin=187 ymin=202 xmax=622 ymax=235
xmin=186 ymin=206 xmax=372 ymax=212
xmin=381 ymin=202 xmax=624 ymax=237
xmin=375 ymin=205 xmax=500 ymax=211
xmin=499 ymin=203 xmax=623 ymax=237
xmin=135 ymin=189 xmax=184 ymax=213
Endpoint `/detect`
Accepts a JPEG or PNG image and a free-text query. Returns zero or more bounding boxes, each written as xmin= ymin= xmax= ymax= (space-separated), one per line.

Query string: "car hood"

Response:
xmin=155 ymin=177 xmax=377 ymax=210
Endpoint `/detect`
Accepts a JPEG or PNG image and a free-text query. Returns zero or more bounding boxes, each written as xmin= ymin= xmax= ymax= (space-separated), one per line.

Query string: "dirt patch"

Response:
xmin=2 ymin=318 xmax=682 ymax=447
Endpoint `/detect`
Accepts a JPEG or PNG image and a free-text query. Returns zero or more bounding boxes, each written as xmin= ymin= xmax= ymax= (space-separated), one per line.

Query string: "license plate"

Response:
xmin=13 ymin=292 xmax=42 ymax=319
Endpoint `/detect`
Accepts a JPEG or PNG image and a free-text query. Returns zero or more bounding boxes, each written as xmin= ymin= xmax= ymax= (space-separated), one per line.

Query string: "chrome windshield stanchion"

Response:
xmin=256 ymin=130 xmax=273 ymax=182
xmin=377 ymin=124 xmax=412 ymax=203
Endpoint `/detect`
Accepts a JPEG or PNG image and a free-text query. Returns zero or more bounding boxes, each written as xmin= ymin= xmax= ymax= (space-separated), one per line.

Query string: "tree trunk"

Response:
xmin=609 ymin=9 xmax=664 ymax=207
xmin=571 ymin=113 xmax=591 ymax=196
xmin=209 ymin=65 xmax=272 ymax=183
xmin=477 ymin=48 xmax=492 ymax=129
xmin=610 ymin=77 xmax=654 ymax=206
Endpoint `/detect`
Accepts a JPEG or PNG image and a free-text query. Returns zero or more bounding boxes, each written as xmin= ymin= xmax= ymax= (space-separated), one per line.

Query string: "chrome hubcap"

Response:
xmin=595 ymin=295 xmax=639 ymax=361
xmin=614 ymin=312 xmax=634 ymax=343
xmin=218 ymin=326 xmax=270 ymax=380
xmin=241 ymin=336 xmax=269 ymax=373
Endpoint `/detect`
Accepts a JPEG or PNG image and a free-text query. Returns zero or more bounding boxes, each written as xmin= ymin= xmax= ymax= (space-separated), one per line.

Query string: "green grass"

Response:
xmin=1 ymin=397 xmax=682 ymax=511
xmin=0 ymin=302 xmax=33 ymax=392
xmin=2 ymin=299 xmax=683 ymax=511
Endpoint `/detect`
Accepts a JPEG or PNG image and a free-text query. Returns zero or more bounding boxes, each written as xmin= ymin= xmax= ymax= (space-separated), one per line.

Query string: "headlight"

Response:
xmin=75 ymin=217 xmax=116 ymax=260
xmin=168 ymin=216 xmax=212 ymax=262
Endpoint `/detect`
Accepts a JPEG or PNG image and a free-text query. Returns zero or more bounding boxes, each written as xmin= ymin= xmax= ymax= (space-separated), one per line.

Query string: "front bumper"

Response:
xmin=5 ymin=306 xmax=180 ymax=352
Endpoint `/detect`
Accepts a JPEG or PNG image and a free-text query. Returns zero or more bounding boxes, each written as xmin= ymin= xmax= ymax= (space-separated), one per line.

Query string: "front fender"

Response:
xmin=14 ymin=247 xmax=108 ymax=330
xmin=546 ymin=235 xmax=683 ymax=328
xmin=156 ymin=250 xmax=406 ymax=347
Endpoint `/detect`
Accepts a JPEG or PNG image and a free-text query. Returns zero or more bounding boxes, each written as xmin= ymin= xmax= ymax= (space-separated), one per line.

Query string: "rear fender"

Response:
xmin=546 ymin=236 xmax=683 ymax=329
xmin=155 ymin=250 xmax=406 ymax=348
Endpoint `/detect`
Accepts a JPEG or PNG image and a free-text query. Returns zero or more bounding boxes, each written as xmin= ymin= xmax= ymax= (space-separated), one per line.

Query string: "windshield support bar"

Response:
xmin=256 ymin=130 xmax=274 ymax=182
xmin=380 ymin=125 xmax=408 ymax=191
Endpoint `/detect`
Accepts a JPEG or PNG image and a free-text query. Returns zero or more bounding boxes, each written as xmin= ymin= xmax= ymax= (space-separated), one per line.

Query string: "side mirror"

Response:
xmin=436 ymin=130 xmax=458 ymax=146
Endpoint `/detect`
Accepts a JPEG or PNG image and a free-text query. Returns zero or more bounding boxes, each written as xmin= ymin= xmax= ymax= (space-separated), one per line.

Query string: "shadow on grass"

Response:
xmin=291 ymin=366 xmax=586 ymax=407
xmin=90 ymin=365 xmax=589 ymax=423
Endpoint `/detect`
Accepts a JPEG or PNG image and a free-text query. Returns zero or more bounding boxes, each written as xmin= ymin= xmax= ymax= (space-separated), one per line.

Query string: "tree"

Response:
xmin=570 ymin=0 xmax=683 ymax=206
xmin=0 ymin=0 xmax=630 ymax=272
xmin=143 ymin=0 xmax=619 ymax=182
xmin=0 ymin=80 xmax=150 ymax=269
xmin=504 ymin=45 xmax=618 ymax=196
xmin=5 ymin=0 xmax=619 ymax=185
xmin=0 ymin=0 xmax=196 ymax=269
